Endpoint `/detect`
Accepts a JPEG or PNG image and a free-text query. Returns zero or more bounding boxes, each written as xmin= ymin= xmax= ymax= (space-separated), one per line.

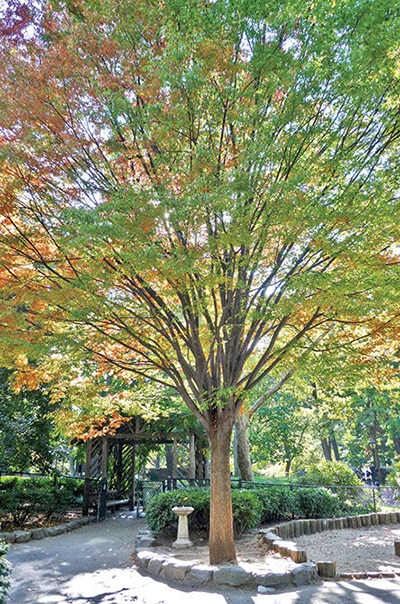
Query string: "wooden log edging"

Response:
xmin=261 ymin=511 xmax=400 ymax=580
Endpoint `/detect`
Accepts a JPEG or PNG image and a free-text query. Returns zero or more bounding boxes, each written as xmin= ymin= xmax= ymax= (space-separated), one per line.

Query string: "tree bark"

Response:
xmin=321 ymin=437 xmax=332 ymax=461
xmin=234 ymin=413 xmax=254 ymax=481
xmin=233 ymin=427 xmax=240 ymax=476
xmin=208 ymin=413 xmax=237 ymax=565
xmin=331 ymin=435 xmax=341 ymax=462
xmin=189 ymin=432 xmax=196 ymax=481
xmin=194 ymin=433 xmax=208 ymax=482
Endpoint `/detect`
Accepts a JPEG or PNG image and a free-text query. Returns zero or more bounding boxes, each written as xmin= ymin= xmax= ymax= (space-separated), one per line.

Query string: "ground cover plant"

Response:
xmin=0 ymin=476 xmax=84 ymax=530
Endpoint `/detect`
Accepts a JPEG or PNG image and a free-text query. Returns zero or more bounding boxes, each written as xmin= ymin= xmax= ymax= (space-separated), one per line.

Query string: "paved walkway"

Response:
xmin=5 ymin=511 xmax=400 ymax=603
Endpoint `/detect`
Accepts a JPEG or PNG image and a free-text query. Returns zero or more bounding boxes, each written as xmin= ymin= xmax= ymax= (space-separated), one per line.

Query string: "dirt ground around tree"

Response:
xmin=155 ymin=524 xmax=400 ymax=575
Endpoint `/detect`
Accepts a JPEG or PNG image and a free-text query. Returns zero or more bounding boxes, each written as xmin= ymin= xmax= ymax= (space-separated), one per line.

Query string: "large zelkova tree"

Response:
xmin=1 ymin=0 xmax=400 ymax=563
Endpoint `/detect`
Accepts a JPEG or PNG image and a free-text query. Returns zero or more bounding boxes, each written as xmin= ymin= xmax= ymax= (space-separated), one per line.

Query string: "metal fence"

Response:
xmin=2 ymin=472 xmax=399 ymax=517
xmin=232 ymin=480 xmax=400 ymax=515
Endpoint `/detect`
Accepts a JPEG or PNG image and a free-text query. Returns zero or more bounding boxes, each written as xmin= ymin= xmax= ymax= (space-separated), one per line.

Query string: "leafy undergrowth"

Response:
xmin=0 ymin=511 xmax=82 ymax=533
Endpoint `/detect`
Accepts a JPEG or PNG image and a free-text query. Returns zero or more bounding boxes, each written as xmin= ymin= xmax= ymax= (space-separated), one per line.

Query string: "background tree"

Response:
xmin=0 ymin=0 xmax=400 ymax=563
xmin=249 ymin=386 xmax=311 ymax=475
xmin=342 ymin=387 xmax=400 ymax=482
xmin=0 ymin=368 xmax=58 ymax=473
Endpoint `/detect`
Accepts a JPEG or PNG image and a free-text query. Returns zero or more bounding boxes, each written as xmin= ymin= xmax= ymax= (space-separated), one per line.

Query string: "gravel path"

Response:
xmin=294 ymin=525 xmax=400 ymax=574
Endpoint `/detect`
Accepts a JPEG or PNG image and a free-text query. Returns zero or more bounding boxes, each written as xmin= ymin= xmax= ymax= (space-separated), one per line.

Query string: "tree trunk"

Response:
xmin=321 ymin=438 xmax=332 ymax=461
xmin=189 ymin=433 xmax=196 ymax=482
xmin=208 ymin=414 xmax=237 ymax=565
xmin=331 ymin=435 xmax=341 ymax=462
xmin=194 ymin=433 xmax=208 ymax=482
xmin=284 ymin=458 xmax=292 ymax=475
xmin=233 ymin=427 xmax=240 ymax=477
xmin=393 ymin=436 xmax=400 ymax=455
xmin=234 ymin=413 xmax=254 ymax=481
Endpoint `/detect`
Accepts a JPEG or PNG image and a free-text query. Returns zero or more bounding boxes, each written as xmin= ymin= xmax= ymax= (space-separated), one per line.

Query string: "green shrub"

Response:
xmin=297 ymin=461 xmax=364 ymax=506
xmin=145 ymin=488 xmax=210 ymax=533
xmin=231 ymin=490 xmax=262 ymax=538
xmin=293 ymin=487 xmax=342 ymax=518
xmin=145 ymin=488 xmax=262 ymax=538
xmin=0 ymin=540 xmax=11 ymax=604
xmin=0 ymin=476 xmax=84 ymax=527
xmin=254 ymin=486 xmax=297 ymax=523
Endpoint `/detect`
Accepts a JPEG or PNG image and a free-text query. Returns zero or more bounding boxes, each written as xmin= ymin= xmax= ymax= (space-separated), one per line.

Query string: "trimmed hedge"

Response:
xmin=145 ymin=484 xmax=346 ymax=538
xmin=145 ymin=488 xmax=210 ymax=534
xmin=0 ymin=476 xmax=84 ymax=527
xmin=254 ymin=486 xmax=297 ymax=523
xmin=293 ymin=487 xmax=342 ymax=519
xmin=145 ymin=487 xmax=262 ymax=538
xmin=231 ymin=489 xmax=262 ymax=537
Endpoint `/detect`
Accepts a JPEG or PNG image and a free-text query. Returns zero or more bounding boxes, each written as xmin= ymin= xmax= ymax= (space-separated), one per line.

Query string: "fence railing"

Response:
xmin=2 ymin=472 xmax=399 ymax=517
xmin=230 ymin=480 xmax=400 ymax=514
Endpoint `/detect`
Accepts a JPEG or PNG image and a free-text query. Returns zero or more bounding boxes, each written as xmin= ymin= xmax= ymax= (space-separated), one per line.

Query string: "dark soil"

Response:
xmin=0 ymin=511 xmax=82 ymax=533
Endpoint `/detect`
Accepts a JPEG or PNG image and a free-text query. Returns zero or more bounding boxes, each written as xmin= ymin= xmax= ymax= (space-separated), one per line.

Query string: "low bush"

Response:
xmin=145 ymin=481 xmax=354 ymax=539
xmin=145 ymin=488 xmax=210 ymax=534
xmin=296 ymin=461 xmax=364 ymax=507
xmin=145 ymin=487 xmax=262 ymax=538
xmin=231 ymin=490 xmax=262 ymax=537
xmin=253 ymin=486 xmax=297 ymax=523
xmin=0 ymin=540 xmax=11 ymax=604
xmin=293 ymin=487 xmax=342 ymax=518
xmin=0 ymin=475 xmax=84 ymax=527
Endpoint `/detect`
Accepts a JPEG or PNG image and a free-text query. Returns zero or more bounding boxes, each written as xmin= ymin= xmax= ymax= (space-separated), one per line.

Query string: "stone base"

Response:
xmin=172 ymin=539 xmax=193 ymax=548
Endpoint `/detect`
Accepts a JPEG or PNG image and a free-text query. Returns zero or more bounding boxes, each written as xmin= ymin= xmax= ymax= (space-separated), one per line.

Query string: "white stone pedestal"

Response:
xmin=172 ymin=506 xmax=194 ymax=548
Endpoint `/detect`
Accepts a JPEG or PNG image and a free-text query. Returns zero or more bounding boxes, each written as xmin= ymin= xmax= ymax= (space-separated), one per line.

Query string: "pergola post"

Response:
xmin=130 ymin=443 xmax=136 ymax=513
xmin=98 ymin=437 xmax=108 ymax=520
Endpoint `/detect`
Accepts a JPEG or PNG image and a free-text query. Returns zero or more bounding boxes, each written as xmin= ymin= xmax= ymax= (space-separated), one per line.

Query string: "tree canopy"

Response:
xmin=0 ymin=0 xmax=399 ymax=563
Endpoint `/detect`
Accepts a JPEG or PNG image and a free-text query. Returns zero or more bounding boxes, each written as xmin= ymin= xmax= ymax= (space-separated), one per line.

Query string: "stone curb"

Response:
xmin=134 ymin=528 xmax=317 ymax=590
xmin=134 ymin=512 xmax=400 ymax=589
xmin=0 ymin=516 xmax=96 ymax=544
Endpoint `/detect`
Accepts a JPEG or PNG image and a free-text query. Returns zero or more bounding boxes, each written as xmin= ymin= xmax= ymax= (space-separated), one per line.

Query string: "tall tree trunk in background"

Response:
xmin=234 ymin=413 xmax=254 ymax=481
xmin=331 ymin=435 xmax=341 ymax=461
xmin=285 ymin=458 xmax=292 ymax=475
xmin=233 ymin=427 xmax=240 ymax=476
xmin=393 ymin=436 xmax=400 ymax=455
xmin=321 ymin=437 xmax=332 ymax=461
xmin=369 ymin=417 xmax=381 ymax=484
xmin=189 ymin=433 xmax=196 ymax=481
xmin=233 ymin=370 xmax=296 ymax=480
xmin=194 ymin=433 xmax=208 ymax=482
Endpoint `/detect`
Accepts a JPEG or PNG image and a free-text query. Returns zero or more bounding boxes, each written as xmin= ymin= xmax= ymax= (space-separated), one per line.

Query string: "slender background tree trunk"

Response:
xmin=234 ymin=413 xmax=254 ymax=481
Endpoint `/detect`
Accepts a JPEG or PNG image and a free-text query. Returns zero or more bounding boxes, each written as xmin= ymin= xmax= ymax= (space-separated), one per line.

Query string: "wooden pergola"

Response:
xmin=80 ymin=417 xmax=192 ymax=518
